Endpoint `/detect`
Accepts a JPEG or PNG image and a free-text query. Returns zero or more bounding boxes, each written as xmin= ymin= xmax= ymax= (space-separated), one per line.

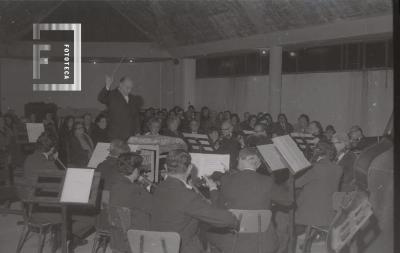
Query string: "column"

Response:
xmin=268 ymin=46 xmax=283 ymax=119
xmin=181 ymin=58 xmax=196 ymax=109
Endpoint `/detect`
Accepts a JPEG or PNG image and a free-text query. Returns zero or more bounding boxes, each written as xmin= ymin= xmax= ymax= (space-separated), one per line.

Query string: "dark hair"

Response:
xmin=200 ymin=107 xmax=210 ymax=120
xmin=325 ymin=125 xmax=336 ymax=134
xmin=95 ymin=114 xmax=106 ymax=124
xmin=254 ymin=123 xmax=267 ymax=132
xmin=61 ymin=115 xmax=75 ymax=131
xmin=36 ymin=132 xmax=55 ymax=152
xmin=117 ymin=152 xmax=143 ymax=176
xmin=263 ymin=113 xmax=273 ymax=124
xmin=238 ymin=147 xmax=259 ymax=160
xmin=298 ymin=114 xmax=310 ymax=123
xmin=231 ymin=114 xmax=240 ymax=124
xmin=310 ymin=120 xmax=323 ymax=136
xmin=166 ymin=149 xmax=191 ymax=174
xmin=277 ymin=113 xmax=288 ymax=123
xmin=315 ymin=141 xmax=337 ymax=161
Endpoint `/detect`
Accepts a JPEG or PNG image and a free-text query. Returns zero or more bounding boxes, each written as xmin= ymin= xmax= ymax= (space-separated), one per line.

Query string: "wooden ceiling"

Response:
xmin=0 ymin=0 xmax=392 ymax=47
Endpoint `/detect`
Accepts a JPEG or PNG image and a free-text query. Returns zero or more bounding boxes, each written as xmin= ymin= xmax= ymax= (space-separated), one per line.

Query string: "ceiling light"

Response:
xmin=289 ymin=52 xmax=296 ymax=57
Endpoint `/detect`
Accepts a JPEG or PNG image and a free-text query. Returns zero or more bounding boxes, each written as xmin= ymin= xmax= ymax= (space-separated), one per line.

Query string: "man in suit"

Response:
xmin=98 ymin=75 xmax=141 ymax=140
xmin=207 ymin=148 xmax=292 ymax=253
xmin=150 ymin=149 xmax=238 ymax=253
xmin=295 ymin=141 xmax=343 ymax=227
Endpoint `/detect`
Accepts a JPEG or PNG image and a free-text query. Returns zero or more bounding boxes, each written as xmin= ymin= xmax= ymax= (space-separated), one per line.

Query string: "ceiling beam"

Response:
xmin=167 ymin=15 xmax=392 ymax=58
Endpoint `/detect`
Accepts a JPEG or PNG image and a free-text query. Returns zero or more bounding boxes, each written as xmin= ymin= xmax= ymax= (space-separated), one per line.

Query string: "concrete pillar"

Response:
xmin=181 ymin=58 xmax=196 ymax=109
xmin=268 ymin=46 xmax=283 ymax=119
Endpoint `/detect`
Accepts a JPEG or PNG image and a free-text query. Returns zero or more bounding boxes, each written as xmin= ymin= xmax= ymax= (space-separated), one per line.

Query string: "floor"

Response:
xmin=0 ymin=203 xmax=326 ymax=253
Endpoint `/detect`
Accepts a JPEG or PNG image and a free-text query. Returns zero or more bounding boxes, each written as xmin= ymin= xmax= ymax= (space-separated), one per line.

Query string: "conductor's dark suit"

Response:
xmin=208 ymin=169 xmax=291 ymax=253
xmin=98 ymin=87 xmax=141 ymax=140
xmin=150 ymin=177 xmax=237 ymax=253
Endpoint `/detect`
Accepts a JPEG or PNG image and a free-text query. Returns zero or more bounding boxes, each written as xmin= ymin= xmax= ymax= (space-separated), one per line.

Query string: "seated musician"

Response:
xmin=20 ymin=132 xmax=95 ymax=251
xmin=96 ymin=139 xmax=130 ymax=191
xmin=150 ymin=149 xmax=239 ymax=253
xmin=67 ymin=122 xmax=94 ymax=167
xmin=19 ymin=132 xmax=59 ymax=199
xmin=188 ymin=119 xmax=204 ymax=134
xmin=245 ymin=123 xmax=272 ymax=147
xmin=332 ymin=134 xmax=357 ymax=192
xmin=295 ymin=141 xmax=343 ymax=228
xmin=348 ymin=125 xmax=372 ymax=152
xmin=109 ymin=152 xmax=153 ymax=253
xmin=206 ymin=148 xmax=292 ymax=253
xmin=217 ymin=121 xmax=242 ymax=170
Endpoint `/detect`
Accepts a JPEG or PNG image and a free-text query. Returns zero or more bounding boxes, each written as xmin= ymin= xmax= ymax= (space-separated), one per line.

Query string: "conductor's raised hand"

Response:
xmin=105 ymin=75 xmax=114 ymax=90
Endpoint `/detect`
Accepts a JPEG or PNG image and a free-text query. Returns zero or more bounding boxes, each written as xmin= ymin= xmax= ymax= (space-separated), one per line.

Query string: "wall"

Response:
xmin=0 ymin=58 xmax=175 ymax=115
xmin=195 ymin=70 xmax=393 ymax=136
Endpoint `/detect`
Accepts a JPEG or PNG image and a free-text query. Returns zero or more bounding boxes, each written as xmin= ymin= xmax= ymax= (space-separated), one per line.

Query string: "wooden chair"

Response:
xmin=16 ymin=171 xmax=65 ymax=253
xmin=92 ymin=190 xmax=111 ymax=253
xmin=229 ymin=209 xmax=272 ymax=253
xmin=126 ymin=230 xmax=180 ymax=253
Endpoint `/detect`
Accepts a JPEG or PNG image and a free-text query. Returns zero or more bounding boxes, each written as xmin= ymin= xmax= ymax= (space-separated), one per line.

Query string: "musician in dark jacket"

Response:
xmin=217 ymin=121 xmax=242 ymax=170
xmin=295 ymin=141 xmax=343 ymax=227
xmin=150 ymin=149 xmax=238 ymax=253
xmin=109 ymin=152 xmax=153 ymax=253
xmin=207 ymin=148 xmax=292 ymax=253
xmin=98 ymin=75 xmax=141 ymax=140
xmin=96 ymin=139 xmax=130 ymax=191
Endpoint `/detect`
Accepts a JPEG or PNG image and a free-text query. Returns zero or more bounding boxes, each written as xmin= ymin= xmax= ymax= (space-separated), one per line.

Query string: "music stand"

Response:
xmin=182 ymin=133 xmax=215 ymax=153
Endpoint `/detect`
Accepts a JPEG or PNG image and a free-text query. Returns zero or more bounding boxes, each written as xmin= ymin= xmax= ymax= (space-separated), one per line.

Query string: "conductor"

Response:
xmin=98 ymin=75 xmax=141 ymax=140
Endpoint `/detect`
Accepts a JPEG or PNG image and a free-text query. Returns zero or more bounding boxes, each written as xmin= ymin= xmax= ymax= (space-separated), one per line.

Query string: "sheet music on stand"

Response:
xmin=182 ymin=133 xmax=215 ymax=152
xmin=60 ymin=168 xmax=94 ymax=204
xmin=290 ymin=132 xmax=318 ymax=152
xmin=190 ymin=153 xmax=230 ymax=177
xmin=256 ymin=144 xmax=289 ymax=172
xmin=272 ymin=135 xmax=311 ymax=174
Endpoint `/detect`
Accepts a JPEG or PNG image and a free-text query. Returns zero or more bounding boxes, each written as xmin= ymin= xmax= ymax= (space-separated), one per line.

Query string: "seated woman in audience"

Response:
xmin=83 ymin=113 xmax=95 ymax=137
xmin=58 ymin=115 xmax=75 ymax=164
xmin=309 ymin=120 xmax=326 ymax=142
xmin=294 ymin=114 xmax=310 ymax=133
xmin=188 ymin=119 xmax=203 ymax=134
xmin=259 ymin=113 xmax=274 ymax=137
xmin=230 ymin=113 xmax=242 ymax=134
xmin=207 ymin=127 xmax=220 ymax=150
xmin=295 ymin=141 xmax=343 ymax=228
xmin=215 ymin=112 xmax=225 ymax=129
xmin=273 ymin=113 xmax=293 ymax=136
xmin=199 ymin=106 xmax=213 ymax=133
xmin=161 ymin=116 xmax=183 ymax=138
xmin=324 ymin=124 xmax=336 ymax=141
xmin=67 ymin=122 xmax=94 ymax=167
xmin=241 ymin=114 xmax=257 ymax=131
xmin=223 ymin=110 xmax=231 ymax=121
xmin=91 ymin=114 xmax=108 ymax=145
xmin=145 ymin=117 xmax=161 ymax=136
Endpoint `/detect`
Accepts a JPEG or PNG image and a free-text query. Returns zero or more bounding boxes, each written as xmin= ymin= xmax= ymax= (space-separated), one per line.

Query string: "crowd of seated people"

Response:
xmin=0 ymin=103 xmax=383 ymax=253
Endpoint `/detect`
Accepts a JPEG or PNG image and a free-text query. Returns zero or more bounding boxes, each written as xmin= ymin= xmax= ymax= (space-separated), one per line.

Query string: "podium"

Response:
xmin=26 ymin=169 xmax=101 ymax=253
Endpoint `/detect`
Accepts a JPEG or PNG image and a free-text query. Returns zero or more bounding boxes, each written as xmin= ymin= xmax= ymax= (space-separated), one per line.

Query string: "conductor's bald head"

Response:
xmin=119 ymin=76 xmax=134 ymax=96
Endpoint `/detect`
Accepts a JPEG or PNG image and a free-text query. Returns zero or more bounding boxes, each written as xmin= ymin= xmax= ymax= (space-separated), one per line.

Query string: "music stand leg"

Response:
xmin=61 ymin=205 xmax=68 ymax=253
xmin=288 ymin=175 xmax=296 ymax=253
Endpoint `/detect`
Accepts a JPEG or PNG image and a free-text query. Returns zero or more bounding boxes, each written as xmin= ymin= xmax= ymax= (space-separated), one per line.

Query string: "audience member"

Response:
xmin=245 ymin=123 xmax=272 ymax=147
xmin=161 ymin=117 xmax=183 ymax=138
xmin=82 ymin=113 xmax=95 ymax=137
xmin=145 ymin=118 xmax=161 ymax=136
xmin=294 ymin=114 xmax=310 ymax=133
xmin=91 ymin=114 xmax=108 ymax=145
xmin=67 ymin=122 xmax=94 ymax=167
xmin=324 ymin=124 xmax=336 ymax=141
xmin=274 ymin=113 xmax=293 ymax=136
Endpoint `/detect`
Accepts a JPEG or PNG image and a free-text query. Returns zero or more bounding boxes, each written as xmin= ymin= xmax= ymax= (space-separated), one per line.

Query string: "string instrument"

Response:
xmin=326 ymin=113 xmax=393 ymax=253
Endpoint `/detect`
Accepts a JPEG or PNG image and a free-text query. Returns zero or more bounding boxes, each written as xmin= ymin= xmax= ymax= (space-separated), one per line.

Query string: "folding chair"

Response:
xmin=16 ymin=171 xmax=65 ymax=253
xmin=229 ymin=209 xmax=272 ymax=253
xmin=127 ymin=230 xmax=180 ymax=253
